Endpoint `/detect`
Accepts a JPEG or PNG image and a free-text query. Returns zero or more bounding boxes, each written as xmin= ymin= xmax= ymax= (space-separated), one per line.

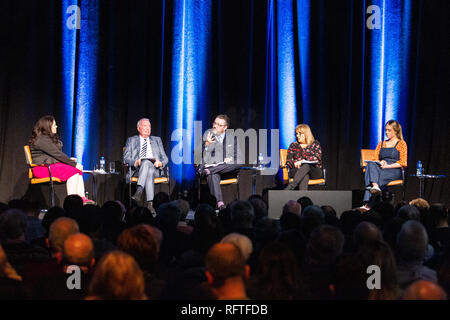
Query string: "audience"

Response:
xmin=0 ymin=191 xmax=447 ymax=300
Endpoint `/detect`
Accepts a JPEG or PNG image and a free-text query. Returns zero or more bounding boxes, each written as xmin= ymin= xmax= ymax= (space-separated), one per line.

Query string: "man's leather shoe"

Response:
xmin=132 ymin=186 xmax=144 ymax=202
xmin=147 ymin=201 xmax=156 ymax=217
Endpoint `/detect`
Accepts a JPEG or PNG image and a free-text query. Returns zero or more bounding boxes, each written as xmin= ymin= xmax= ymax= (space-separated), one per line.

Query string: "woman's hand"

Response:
xmin=76 ymin=163 xmax=83 ymax=171
xmin=294 ymin=160 xmax=302 ymax=168
xmin=380 ymin=160 xmax=387 ymax=166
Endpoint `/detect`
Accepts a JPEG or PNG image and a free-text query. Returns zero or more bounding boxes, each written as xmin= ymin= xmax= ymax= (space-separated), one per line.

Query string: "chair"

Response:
xmin=279 ymin=149 xmax=327 ymax=189
xmin=24 ymin=145 xmax=64 ymax=207
xmin=195 ymin=164 xmax=239 ymax=203
xmin=360 ymin=149 xmax=406 ymax=199
xmin=122 ymin=148 xmax=171 ymax=204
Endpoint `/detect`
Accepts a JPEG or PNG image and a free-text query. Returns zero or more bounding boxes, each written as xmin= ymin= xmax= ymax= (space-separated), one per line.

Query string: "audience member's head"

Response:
xmin=332 ymin=253 xmax=368 ymax=300
xmin=153 ymin=192 xmax=170 ymax=212
xmin=0 ymin=202 xmax=9 ymax=215
xmin=276 ymin=229 xmax=307 ymax=266
xmin=252 ymin=241 xmax=304 ymax=300
xmin=283 ymin=200 xmax=301 ymax=217
xmin=306 ymin=225 xmax=344 ymax=266
xmin=192 ymin=204 xmax=223 ymax=253
xmin=173 ymin=199 xmax=190 ymax=221
xmin=117 ymin=224 xmax=159 ymax=273
xmin=396 ymin=220 xmax=429 ymax=262
xmin=248 ymin=195 xmax=268 ymax=222
xmin=340 ymin=210 xmax=363 ymax=235
xmin=230 ymin=201 xmax=255 ymax=230
xmin=41 ymin=206 xmax=66 ymax=236
xmin=78 ymin=204 xmax=102 ymax=236
xmin=357 ymin=240 xmax=400 ymax=300
xmin=409 ymin=198 xmax=430 ymax=211
xmin=279 ymin=211 xmax=302 ymax=232
xmin=63 ymin=195 xmax=83 ymax=220
xmin=429 ymin=203 xmax=448 ymax=227
xmin=403 ymin=280 xmax=447 ymax=300
xmin=353 ymin=222 xmax=383 ymax=249
xmin=125 ymin=206 xmax=153 ymax=228
xmin=301 ymin=205 xmax=325 ymax=239
xmin=321 ymin=205 xmax=337 ymax=218
xmin=221 ymin=233 xmax=253 ymax=262
xmin=372 ymin=201 xmax=395 ymax=226
xmin=62 ymin=233 xmax=95 ymax=268
xmin=48 ymin=217 xmax=79 ymax=256
xmin=297 ymin=196 xmax=313 ymax=213
xmin=205 ymin=243 xmax=249 ymax=299
xmin=0 ymin=244 xmax=22 ymax=281
xmin=0 ymin=209 xmax=27 ymax=243
xmin=88 ymin=251 xmax=147 ymax=300
xmin=100 ymin=201 xmax=125 ymax=243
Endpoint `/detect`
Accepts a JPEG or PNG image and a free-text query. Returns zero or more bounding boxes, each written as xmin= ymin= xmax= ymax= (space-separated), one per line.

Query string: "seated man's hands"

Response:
xmin=154 ymin=160 xmax=163 ymax=168
xmin=134 ymin=159 xmax=141 ymax=167
xmin=294 ymin=160 xmax=303 ymax=168
xmin=224 ymin=157 xmax=233 ymax=164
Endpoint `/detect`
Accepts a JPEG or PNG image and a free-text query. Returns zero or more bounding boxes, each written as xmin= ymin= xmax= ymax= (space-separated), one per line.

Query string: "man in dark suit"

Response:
xmin=197 ymin=114 xmax=242 ymax=210
xmin=124 ymin=118 xmax=168 ymax=214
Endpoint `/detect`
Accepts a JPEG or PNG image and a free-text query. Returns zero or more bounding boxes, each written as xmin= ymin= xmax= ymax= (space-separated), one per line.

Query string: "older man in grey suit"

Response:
xmin=124 ymin=118 xmax=168 ymax=214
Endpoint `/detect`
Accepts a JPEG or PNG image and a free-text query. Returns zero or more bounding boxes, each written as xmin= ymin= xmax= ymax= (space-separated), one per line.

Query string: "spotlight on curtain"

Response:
xmin=170 ymin=0 xmax=212 ymax=185
xmin=265 ymin=0 xmax=298 ymax=150
xmin=366 ymin=0 xmax=412 ymax=147
xmin=62 ymin=0 xmax=99 ymax=169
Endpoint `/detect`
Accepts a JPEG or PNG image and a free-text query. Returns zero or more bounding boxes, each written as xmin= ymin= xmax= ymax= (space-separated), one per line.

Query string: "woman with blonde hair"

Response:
xmin=363 ymin=120 xmax=407 ymax=203
xmin=87 ymin=251 xmax=147 ymax=300
xmin=284 ymin=124 xmax=323 ymax=190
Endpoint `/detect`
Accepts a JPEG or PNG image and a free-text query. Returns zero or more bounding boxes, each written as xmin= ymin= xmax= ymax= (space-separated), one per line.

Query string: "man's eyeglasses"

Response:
xmin=213 ymin=122 xmax=226 ymax=127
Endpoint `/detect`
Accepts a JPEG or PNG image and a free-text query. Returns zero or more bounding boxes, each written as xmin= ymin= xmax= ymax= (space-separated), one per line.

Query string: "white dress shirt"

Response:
xmin=139 ymin=136 xmax=153 ymax=159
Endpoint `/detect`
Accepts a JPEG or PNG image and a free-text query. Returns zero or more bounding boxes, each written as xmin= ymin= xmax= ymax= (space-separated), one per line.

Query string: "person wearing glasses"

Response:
xmin=284 ymin=124 xmax=323 ymax=190
xmin=197 ymin=114 xmax=242 ymax=210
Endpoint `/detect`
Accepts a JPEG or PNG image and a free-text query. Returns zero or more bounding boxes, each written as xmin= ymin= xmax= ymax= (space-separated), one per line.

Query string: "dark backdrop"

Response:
xmin=0 ymin=0 xmax=449 ymax=206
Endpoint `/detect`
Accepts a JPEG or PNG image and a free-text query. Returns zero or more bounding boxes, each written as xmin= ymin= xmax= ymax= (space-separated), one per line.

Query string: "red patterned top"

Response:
xmin=286 ymin=140 xmax=322 ymax=169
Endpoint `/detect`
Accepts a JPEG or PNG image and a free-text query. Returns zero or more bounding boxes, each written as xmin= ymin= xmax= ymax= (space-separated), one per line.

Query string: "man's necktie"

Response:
xmin=140 ymin=139 xmax=147 ymax=158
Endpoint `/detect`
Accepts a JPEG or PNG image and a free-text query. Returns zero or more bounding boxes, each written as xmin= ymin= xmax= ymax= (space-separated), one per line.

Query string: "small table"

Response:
xmin=83 ymin=170 xmax=122 ymax=205
xmin=410 ymin=174 xmax=447 ymax=198
xmin=239 ymin=167 xmax=277 ymax=199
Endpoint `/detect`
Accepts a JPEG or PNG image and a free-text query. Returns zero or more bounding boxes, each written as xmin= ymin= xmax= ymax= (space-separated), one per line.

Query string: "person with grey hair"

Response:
xmin=396 ymin=220 xmax=437 ymax=289
xmin=221 ymin=233 xmax=253 ymax=262
xmin=48 ymin=217 xmax=80 ymax=261
xmin=124 ymin=118 xmax=168 ymax=215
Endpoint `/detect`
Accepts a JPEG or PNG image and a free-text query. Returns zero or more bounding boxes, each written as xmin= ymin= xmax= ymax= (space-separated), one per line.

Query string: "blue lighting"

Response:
xmin=170 ymin=0 xmax=212 ymax=185
xmin=61 ymin=0 xmax=78 ymax=155
xmin=73 ymin=0 xmax=99 ymax=169
xmin=265 ymin=0 xmax=297 ymax=149
xmin=367 ymin=0 xmax=412 ymax=147
xmin=296 ymin=0 xmax=311 ymax=125
xmin=277 ymin=0 xmax=297 ymax=149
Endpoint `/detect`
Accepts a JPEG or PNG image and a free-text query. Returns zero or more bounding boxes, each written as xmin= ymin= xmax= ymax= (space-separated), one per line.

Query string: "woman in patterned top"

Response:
xmin=363 ymin=120 xmax=408 ymax=203
xmin=284 ymin=124 xmax=323 ymax=190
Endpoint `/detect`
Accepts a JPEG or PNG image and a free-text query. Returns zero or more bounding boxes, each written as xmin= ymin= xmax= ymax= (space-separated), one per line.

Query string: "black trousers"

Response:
xmin=206 ymin=164 xmax=241 ymax=203
xmin=288 ymin=164 xmax=323 ymax=190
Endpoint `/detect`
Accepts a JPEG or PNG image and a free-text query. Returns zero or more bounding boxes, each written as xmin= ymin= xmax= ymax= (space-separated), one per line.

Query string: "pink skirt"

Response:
xmin=33 ymin=163 xmax=82 ymax=182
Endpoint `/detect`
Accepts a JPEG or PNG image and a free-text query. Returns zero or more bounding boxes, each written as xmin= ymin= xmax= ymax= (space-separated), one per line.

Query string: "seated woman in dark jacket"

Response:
xmin=284 ymin=124 xmax=323 ymax=190
xmin=29 ymin=115 xmax=92 ymax=203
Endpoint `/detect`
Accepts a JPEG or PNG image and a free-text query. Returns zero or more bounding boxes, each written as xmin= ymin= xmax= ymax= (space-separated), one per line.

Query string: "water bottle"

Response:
xmin=100 ymin=156 xmax=105 ymax=172
xmin=416 ymin=160 xmax=423 ymax=176
xmin=258 ymin=153 xmax=264 ymax=169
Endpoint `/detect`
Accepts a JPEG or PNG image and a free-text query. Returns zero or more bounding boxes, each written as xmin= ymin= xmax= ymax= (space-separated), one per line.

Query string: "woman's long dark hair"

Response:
xmin=29 ymin=115 xmax=60 ymax=146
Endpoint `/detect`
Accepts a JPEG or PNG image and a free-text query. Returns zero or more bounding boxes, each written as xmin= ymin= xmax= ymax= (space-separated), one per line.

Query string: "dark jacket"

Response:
xmin=30 ymin=135 xmax=76 ymax=167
